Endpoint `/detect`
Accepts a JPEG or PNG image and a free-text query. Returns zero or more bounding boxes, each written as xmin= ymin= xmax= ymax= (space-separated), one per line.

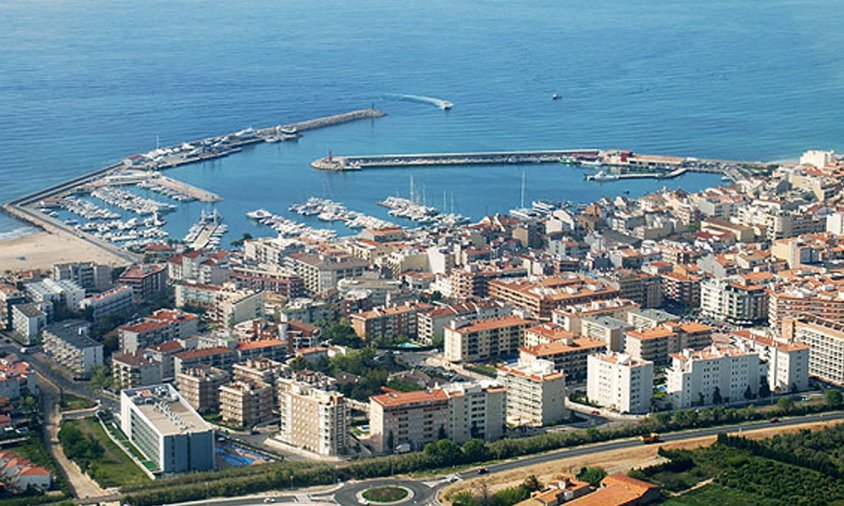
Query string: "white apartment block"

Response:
xmin=497 ymin=359 xmax=567 ymax=427
xmin=120 ymin=384 xmax=214 ymax=474
xmin=11 ymin=303 xmax=47 ymax=345
xmin=666 ymin=345 xmax=765 ymax=409
xmin=586 ymin=352 xmax=653 ymax=414
xmin=277 ymin=376 xmax=349 ymax=456
xmin=700 ymin=277 xmax=767 ymax=324
xmin=786 ymin=317 xmax=844 ymax=386
xmin=731 ymin=330 xmax=809 ymax=392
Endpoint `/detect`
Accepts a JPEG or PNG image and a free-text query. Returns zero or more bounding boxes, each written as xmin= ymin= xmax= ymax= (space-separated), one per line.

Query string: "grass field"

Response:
xmin=63 ymin=418 xmax=149 ymax=488
xmin=59 ymin=394 xmax=96 ymax=411
xmin=664 ymin=483 xmax=782 ymax=506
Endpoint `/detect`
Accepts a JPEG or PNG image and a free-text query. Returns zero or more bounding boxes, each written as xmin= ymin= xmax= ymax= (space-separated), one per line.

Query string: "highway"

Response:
xmin=167 ymin=411 xmax=844 ymax=506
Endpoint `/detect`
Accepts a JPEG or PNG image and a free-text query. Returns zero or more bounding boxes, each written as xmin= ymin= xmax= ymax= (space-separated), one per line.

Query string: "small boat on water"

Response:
xmin=559 ymin=155 xmax=578 ymax=165
xmin=580 ymin=159 xmax=602 ymax=167
xmin=586 ymin=171 xmax=620 ymax=182
xmin=552 ymin=93 xmax=562 ymax=100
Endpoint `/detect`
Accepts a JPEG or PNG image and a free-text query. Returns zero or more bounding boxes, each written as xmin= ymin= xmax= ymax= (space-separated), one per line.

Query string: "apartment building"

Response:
xmin=41 ymin=320 xmax=103 ymax=375
xmin=550 ymin=298 xmax=639 ymax=335
xmin=277 ymin=375 xmax=348 ymax=456
xmin=287 ymin=252 xmax=368 ymax=296
xmin=784 ymin=317 xmax=844 ymax=386
xmin=519 ymin=334 xmax=607 ymax=383
xmin=176 ymin=366 xmax=230 ymax=413
xmin=768 ymin=276 xmax=844 ymax=329
xmin=700 ymin=277 xmax=768 ymax=324
xmin=586 ymin=352 xmax=654 ymax=414
xmin=660 ymin=270 xmax=702 ymax=308
xmin=167 ymin=250 xmax=229 ymax=285
xmin=417 ymin=299 xmax=511 ymax=345
xmin=666 ymin=345 xmax=765 ymax=409
xmin=118 ymin=309 xmax=199 ymax=353
xmin=488 ymin=275 xmax=618 ymax=319
xmin=731 ymin=330 xmax=810 ymax=392
xmin=53 ymin=261 xmax=112 ymax=292
xmin=369 ymin=389 xmax=450 ymax=453
xmin=11 ymin=303 xmax=47 ymax=345
xmin=173 ymin=347 xmax=236 ymax=376
xmin=497 ymin=359 xmax=567 ymax=427
xmin=449 ymin=265 xmax=527 ymax=299
xmin=580 ymin=316 xmax=630 ymax=352
xmin=219 ymin=380 xmax=273 ymax=428
xmin=112 ymin=350 xmax=162 ymax=390
xmin=117 ymin=264 xmax=168 ymax=302
xmin=120 ymin=384 xmax=214 ymax=474
xmin=444 ymin=315 xmax=537 ymax=363
xmin=624 ymin=322 xmax=712 ymax=365
xmin=349 ymin=302 xmax=430 ymax=342
xmin=79 ymin=285 xmax=133 ymax=322
xmin=442 ymin=381 xmax=506 ymax=444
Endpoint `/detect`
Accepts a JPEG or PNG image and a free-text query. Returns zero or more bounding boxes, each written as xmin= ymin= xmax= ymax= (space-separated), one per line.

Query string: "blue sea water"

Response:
xmin=2 ymin=0 xmax=844 ymax=241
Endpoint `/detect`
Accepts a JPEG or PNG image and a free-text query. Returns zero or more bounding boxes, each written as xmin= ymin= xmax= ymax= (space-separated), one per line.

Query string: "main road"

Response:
xmin=170 ymin=411 xmax=844 ymax=506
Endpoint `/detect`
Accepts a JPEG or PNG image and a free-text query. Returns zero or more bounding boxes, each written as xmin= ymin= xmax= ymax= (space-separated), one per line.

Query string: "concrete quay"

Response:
xmin=311 ymin=149 xmax=601 ymax=170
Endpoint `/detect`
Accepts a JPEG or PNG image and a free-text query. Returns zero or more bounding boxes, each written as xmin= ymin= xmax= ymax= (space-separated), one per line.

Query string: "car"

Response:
xmin=263 ymin=498 xmax=275 ymax=504
xmin=591 ymin=410 xmax=600 ymax=415
xmin=477 ymin=467 xmax=489 ymax=475
xmin=769 ymin=417 xmax=779 ymax=423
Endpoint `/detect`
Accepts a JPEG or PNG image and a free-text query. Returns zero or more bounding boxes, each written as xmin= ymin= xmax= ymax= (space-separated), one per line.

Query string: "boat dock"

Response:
xmin=311 ymin=149 xmax=602 ymax=170
xmin=3 ymin=107 xmax=385 ymax=257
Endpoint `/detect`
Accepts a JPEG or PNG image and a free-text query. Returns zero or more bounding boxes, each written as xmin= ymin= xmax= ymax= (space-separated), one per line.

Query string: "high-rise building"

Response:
xmin=120 ymin=384 xmax=214 ymax=474
xmin=587 ymin=352 xmax=653 ymax=414
xmin=277 ymin=374 xmax=348 ymax=456
xmin=497 ymin=359 xmax=567 ymax=427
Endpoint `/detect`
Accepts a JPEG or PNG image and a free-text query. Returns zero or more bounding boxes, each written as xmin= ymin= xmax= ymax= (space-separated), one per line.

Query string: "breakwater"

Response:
xmin=311 ymin=149 xmax=601 ymax=170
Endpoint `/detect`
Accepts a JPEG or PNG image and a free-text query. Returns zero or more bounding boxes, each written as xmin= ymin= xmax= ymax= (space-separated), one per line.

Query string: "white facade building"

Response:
xmin=497 ymin=359 xmax=567 ymax=427
xmin=586 ymin=352 xmax=653 ymax=414
xmin=120 ymin=384 xmax=214 ymax=474
xmin=666 ymin=345 xmax=765 ymax=409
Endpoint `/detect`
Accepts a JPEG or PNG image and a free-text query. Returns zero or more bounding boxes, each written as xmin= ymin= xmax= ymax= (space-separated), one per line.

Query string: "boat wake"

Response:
xmin=384 ymin=94 xmax=453 ymax=110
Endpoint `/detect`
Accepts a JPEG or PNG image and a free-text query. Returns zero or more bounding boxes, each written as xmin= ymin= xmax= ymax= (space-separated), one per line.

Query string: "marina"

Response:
xmin=2 ymin=108 xmax=386 ymax=255
xmin=246 ymin=208 xmax=336 ymax=242
xmin=289 ymin=197 xmax=397 ymax=230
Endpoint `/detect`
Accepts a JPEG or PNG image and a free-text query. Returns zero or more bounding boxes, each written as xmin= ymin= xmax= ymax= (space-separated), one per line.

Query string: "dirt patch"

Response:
xmin=439 ymin=419 xmax=844 ymax=504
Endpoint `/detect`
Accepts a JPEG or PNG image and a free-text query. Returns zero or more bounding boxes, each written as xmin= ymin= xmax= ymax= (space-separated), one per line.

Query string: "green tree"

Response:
xmin=713 ymin=386 xmax=723 ymax=405
xmin=577 ymin=466 xmax=607 ymax=487
xmin=824 ymin=389 xmax=843 ymax=408
xmin=777 ymin=395 xmax=795 ymax=413
xmin=461 ymin=438 xmax=489 ymax=463
xmin=89 ymin=365 xmax=112 ymax=390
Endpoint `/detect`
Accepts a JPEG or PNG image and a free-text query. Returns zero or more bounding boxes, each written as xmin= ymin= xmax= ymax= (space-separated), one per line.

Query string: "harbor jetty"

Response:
xmin=310 ymin=148 xmax=772 ymax=179
xmin=311 ymin=149 xmax=602 ymax=170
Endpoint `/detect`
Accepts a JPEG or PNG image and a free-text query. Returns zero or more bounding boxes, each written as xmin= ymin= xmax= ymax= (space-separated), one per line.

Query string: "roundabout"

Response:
xmin=358 ymin=485 xmax=413 ymax=504
xmin=335 ymin=479 xmax=434 ymax=505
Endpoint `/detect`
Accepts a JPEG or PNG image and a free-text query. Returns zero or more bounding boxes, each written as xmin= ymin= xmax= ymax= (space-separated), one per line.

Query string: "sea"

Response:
xmin=2 ymin=0 xmax=843 ymax=243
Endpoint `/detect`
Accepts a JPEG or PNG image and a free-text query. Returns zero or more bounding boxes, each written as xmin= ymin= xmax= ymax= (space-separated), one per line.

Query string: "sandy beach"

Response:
xmin=0 ymin=231 xmax=131 ymax=272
